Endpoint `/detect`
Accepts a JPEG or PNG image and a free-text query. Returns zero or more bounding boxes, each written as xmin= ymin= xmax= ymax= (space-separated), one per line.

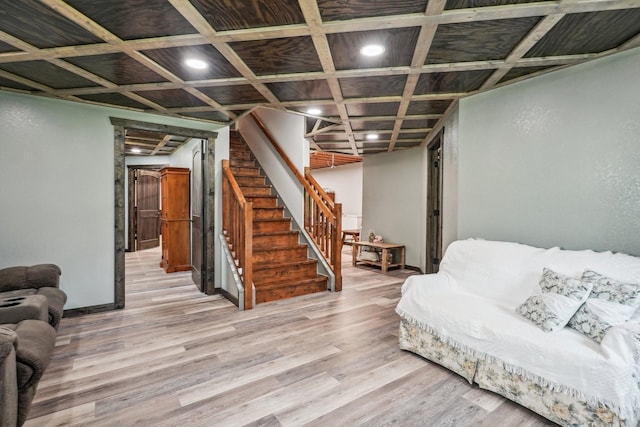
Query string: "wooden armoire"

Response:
xmin=160 ymin=167 xmax=191 ymax=273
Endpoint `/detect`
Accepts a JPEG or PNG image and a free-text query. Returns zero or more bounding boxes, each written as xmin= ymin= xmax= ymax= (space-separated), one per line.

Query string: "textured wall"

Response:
xmin=362 ymin=147 xmax=426 ymax=268
xmin=457 ymin=47 xmax=640 ymax=255
xmin=0 ymin=91 xmax=219 ymax=309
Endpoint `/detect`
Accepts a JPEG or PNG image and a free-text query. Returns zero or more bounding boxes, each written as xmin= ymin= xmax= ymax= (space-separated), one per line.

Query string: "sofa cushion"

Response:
xmin=567 ymin=270 xmax=640 ymax=342
xmin=516 ymin=268 xmax=593 ymax=332
xmin=0 ymin=264 xmax=60 ymax=293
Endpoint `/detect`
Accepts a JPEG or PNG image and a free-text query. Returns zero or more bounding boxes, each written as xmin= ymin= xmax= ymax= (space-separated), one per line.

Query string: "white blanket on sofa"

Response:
xmin=396 ymin=239 xmax=640 ymax=421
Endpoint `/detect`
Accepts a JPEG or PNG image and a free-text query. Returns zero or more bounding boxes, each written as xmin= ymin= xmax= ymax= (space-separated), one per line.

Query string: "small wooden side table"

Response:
xmin=352 ymin=241 xmax=406 ymax=273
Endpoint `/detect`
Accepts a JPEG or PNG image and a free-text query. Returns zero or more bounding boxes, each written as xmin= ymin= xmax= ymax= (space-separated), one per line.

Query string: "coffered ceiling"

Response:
xmin=1 ymin=0 xmax=639 ymax=156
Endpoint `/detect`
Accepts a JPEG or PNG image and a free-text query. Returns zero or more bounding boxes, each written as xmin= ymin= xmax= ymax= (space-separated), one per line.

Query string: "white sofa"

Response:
xmin=396 ymin=239 xmax=640 ymax=426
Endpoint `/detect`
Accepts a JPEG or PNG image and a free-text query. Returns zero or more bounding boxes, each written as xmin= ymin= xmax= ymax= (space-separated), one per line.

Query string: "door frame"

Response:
xmin=111 ymin=117 xmax=217 ymax=309
xmin=426 ymin=128 xmax=444 ymax=274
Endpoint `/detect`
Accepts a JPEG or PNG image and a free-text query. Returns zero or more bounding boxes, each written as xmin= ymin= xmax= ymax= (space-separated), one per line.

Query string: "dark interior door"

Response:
xmin=426 ymin=131 xmax=444 ymax=274
xmin=136 ymin=169 xmax=161 ymax=250
xmin=191 ymin=141 xmax=204 ymax=290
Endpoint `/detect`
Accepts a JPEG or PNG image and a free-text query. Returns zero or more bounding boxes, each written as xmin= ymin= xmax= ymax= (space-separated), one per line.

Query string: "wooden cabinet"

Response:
xmin=160 ymin=167 xmax=191 ymax=273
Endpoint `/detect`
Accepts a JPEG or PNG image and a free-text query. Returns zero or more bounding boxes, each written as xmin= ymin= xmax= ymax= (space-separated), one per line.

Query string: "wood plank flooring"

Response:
xmin=25 ymin=247 xmax=554 ymax=426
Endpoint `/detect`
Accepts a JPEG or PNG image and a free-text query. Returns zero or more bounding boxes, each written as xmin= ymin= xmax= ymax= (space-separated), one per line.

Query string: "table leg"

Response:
xmin=352 ymin=245 xmax=357 ymax=266
xmin=381 ymin=248 xmax=388 ymax=273
xmin=400 ymin=247 xmax=405 ymax=269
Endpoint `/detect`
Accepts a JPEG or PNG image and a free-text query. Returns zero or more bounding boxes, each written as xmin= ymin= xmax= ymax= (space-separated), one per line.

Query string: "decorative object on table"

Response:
xmin=374 ymin=234 xmax=383 ymax=244
xmin=368 ymin=230 xmax=375 ymax=243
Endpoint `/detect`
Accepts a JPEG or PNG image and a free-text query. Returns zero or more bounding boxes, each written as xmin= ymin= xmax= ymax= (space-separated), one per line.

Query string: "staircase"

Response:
xmin=227 ymin=131 xmax=328 ymax=304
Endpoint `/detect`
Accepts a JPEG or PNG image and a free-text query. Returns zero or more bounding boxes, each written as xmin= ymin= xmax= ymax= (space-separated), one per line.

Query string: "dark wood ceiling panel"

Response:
xmin=134 ymin=89 xmax=207 ymax=108
xmin=0 ymin=0 xmax=103 ymax=49
xmin=77 ymin=93 xmax=150 ymax=110
xmin=181 ymin=111 xmax=231 ymax=122
xmin=0 ymin=61 xmax=99 ymax=89
xmin=340 ymin=75 xmax=407 ymax=98
xmin=406 ymin=100 xmax=452 ymax=115
xmin=267 ymin=80 xmax=333 ymax=102
xmin=318 ymin=0 xmax=427 ymax=22
xmin=230 ymin=37 xmax=323 ymax=75
xmin=427 ymin=17 xmax=540 ymax=64
xmin=0 ymin=0 xmax=637 ymax=154
xmin=414 ymin=70 xmax=493 ymax=94
xmin=445 ymin=0 xmax=546 ymax=9
xmin=64 ymin=0 xmax=196 ymax=40
xmin=198 ymin=85 xmax=268 ymax=105
xmin=290 ymin=104 xmax=341 ymax=117
xmin=350 ymin=120 xmax=395 ymax=131
xmin=315 ymin=133 xmax=350 ymax=142
xmin=401 ymin=119 xmax=438 ymax=129
xmin=142 ymin=45 xmax=242 ymax=80
xmin=525 ymin=9 xmax=640 ymax=57
xmin=394 ymin=141 xmax=422 ymax=148
xmin=499 ymin=66 xmax=552 ymax=84
xmin=66 ymin=53 xmax=168 ymax=85
xmin=398 ymin=132 xmax=428 ymax=139
xmin=328 ymin=28 xmax=420 ymax=70
xmin=346 ymin=102 xmax=400 ymax=117
xmin=0 ymin=76 xmax=33 ymax=91
xmin=0 ymin=40 xmax=18 ymax=53
xmin=189 ymin=0 xmax=304 ymax=31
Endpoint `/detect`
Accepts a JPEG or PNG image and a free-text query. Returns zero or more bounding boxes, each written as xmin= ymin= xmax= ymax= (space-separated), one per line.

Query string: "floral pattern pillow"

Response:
xmin=567 ymin=270 xmax=640 ymax=342
xmin=516 ymin=268 xmax=593 ymax=332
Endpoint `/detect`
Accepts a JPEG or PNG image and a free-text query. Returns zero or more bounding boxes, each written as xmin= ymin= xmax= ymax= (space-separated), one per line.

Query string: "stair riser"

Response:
xmin=253 ymin=247 xmax=308 ymax=263
xmin=253 ymin=209 xmax=284 ymax=220
xmin=253 ymin=220 xmax=291 ymax=233
xmin=242 ymin=187 xmax=272 ymax=197
xmin=247 ymin=197 xmax=277 ymax=208
xmin=253 ymin=234 xmax=299 ymax=249
xmin=231 ymin=167 xmax=261 ymax=176
xmin=254 ymin=263 xmax=318 ymax=283
xmin=235 ymin=176 xmax=266 ymax=186
xmin=230 ymin=159 xmax=256 ymax=168
xmin=230 ymin=151 xmax=252 ymax=161
xmin=255 ymin=281 xmax=327 ymax=304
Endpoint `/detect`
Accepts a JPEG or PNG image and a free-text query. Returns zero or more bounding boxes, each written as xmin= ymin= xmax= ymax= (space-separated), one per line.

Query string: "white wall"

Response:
xmin=457 ymin=47 xmax=640 ymax=256
xmin=362 ymin=147 xmax=426 ymax=268
xmin=238 ymin=108 xmax=307 ymax=224
xmin=311 ymin=162 xmax=363 ymax=230
xmin=0 ymin=91 xmax=220 ymax=309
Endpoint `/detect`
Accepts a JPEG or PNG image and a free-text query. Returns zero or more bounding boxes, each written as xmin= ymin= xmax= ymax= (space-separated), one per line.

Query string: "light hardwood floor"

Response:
xmin=25 ymin=246 xmax=553 ymax=426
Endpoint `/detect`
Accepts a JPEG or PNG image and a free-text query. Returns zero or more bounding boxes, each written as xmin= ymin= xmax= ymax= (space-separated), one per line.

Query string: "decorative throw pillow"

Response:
xmin=516 ymin=268 xmax=592 ymax=332
xmin=567 ymin=270 xmax=640 ymax=342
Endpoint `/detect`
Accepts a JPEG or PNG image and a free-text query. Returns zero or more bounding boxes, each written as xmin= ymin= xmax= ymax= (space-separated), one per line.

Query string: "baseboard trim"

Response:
xmin=64 ymin=303 xmax=117 ymax=317
xmin=405 ymin=265 xmax=423 ymax=273
xmin=220 ymin=288 xmax=239 ymax=307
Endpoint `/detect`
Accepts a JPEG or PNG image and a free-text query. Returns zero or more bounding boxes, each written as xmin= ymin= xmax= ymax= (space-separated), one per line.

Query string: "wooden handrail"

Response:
xmin=250 ymin=112 xmax=334 ymax=219
xmin=222 ymin=160 xmax=253 ymax=309
xmin=249 ymin=111 xmax=342 ymax=291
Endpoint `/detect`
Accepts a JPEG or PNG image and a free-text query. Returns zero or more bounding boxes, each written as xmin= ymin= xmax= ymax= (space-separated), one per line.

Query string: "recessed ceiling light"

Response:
xmin=366 ymin=133 xmax=379 ymax=140
xmin=130 ymin=147 xmax=142 ymax=154
xmin=360 ymin=44 xmax=385 ymax=57
xmin=307 ymin=108 xmax=322 ymax=115
xmin=185 ymin=58 xmax=208 ymax=70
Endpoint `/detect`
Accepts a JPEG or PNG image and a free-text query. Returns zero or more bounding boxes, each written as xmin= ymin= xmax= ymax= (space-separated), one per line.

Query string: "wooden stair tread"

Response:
xmin=254 ymin=276 xmax=328 ymax=291
xmin=253 ymin=259 xmax=317 ymax=271
xmin=253 ymin=243 xmax=307 ymax=253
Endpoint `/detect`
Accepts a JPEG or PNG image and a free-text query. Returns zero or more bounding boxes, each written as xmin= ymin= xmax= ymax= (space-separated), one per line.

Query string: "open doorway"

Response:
xmin=426 ymin=129 xmax=444 ymax=274
xmin=111 ymin=117 xmax=218 ymax=309
xmin=127 ymin=166 xmax=162 ymax=252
